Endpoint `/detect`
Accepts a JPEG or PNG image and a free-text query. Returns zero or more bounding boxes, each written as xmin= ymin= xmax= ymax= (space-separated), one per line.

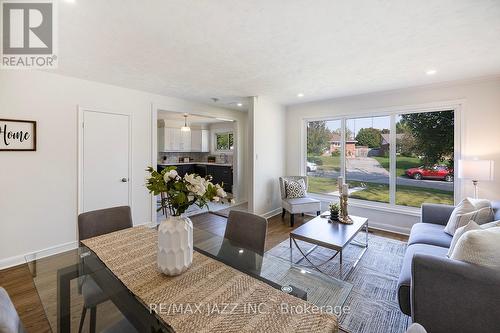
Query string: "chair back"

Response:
xmin=0 ymin=287 xmax=25 ymax=333
xmin=78 ymin=206 xmax=133 ymax=242
xmin=279 ymin=176 xmax=308 ymax=199
xmin=224 ymin=211 xmax=268 ymax=255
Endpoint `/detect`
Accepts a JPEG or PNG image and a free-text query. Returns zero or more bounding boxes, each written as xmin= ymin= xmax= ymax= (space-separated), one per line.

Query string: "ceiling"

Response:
xmin=56 ymin=0 xmax=500 ymax=108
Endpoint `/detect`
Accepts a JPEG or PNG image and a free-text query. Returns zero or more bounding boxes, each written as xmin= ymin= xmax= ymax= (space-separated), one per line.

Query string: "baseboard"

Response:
xmin=367 ymin=221 xmax=411 ymax=236
xmin=0 ymin=241 xmax=78 ymax=270
xmin=261 ymin=207 xmax=282 ymax=219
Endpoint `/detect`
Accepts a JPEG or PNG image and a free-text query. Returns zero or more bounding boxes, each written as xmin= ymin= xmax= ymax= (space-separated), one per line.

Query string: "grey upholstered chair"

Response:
xmin=224 ymin=211 xmax=268 ymax=255
xmin=279 ymin=176 xmax=321 ymax=227
xmin=0 ymin=287 xmax=25 ymax=333
xmin=77 ymin=206 xmax=133 ymax=333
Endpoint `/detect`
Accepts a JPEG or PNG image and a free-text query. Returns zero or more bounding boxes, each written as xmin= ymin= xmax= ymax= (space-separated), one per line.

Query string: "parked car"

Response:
xmin=306 ymin=161 xmax=318 ymax=172
xmin=405 ymin=165 xmax=453 ymax=182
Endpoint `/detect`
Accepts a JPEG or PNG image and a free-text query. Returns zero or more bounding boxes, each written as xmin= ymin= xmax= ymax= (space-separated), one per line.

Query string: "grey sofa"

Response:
xmin=397 ymin=202 xmax=500 ymax=333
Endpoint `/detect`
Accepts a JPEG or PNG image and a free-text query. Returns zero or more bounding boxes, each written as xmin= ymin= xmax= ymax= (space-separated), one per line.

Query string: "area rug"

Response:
xmin=266 ymin=232 xmax=409 ymax=333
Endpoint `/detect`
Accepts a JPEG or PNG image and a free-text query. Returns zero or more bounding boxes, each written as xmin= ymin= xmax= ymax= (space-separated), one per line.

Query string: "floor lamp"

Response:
xmin=458 ymin=159 xmax=494 ymax=199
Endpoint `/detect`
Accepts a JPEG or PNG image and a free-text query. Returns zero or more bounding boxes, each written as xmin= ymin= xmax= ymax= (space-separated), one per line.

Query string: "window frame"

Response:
xmin=214 ymin=131 xmax=234 ymax=152
xmin=301 ymin=101 xmax=463 ymax=211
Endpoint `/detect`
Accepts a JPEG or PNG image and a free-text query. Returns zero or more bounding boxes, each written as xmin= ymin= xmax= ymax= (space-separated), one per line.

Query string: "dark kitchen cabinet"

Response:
xmin=157 ymin=164 xmax=233 ymax=194
xmin=206 ymin=165 xmax=233 ymax=193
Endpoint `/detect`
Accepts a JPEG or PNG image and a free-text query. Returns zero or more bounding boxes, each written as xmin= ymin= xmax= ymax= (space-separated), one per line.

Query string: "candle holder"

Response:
xmin=339 ymin=194 xmax=353 ymax=225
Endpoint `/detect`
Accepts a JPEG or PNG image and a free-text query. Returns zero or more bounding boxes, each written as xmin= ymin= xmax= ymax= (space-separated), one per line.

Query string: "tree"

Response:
xmin=355 ymin=128 xmax=382 ymax=148
xmin=400 ymin=111 xmax=454 ymax=166
xmin=307 ymin=121 xmax=331 ymax=156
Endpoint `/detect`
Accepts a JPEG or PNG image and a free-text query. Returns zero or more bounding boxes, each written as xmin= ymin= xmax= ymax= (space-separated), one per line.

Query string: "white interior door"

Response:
xmin=80 ymin=109 xmax=131 ymax=213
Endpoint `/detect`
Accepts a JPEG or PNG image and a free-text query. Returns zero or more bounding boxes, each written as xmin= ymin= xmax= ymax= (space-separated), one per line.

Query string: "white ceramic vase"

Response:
xmin=157 ymin=215 xmax=193 ymax=276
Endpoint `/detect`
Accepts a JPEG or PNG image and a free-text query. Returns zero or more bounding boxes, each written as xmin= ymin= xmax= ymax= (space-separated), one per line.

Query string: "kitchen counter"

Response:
xmin=158 ymin=162 xmax=233 ymax=167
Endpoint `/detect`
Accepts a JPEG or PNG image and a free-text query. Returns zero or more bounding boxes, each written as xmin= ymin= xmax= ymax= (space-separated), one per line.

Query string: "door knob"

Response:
xmin=121 ymin=178 xmax=128 ymax=182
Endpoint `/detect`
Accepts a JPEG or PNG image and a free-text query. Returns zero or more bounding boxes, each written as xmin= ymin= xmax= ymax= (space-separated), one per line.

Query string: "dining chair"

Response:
xmin=223 ymin=211 xmax=268 ymax=255
xmin=0 ymin=287 xmax=25 ymax=333
xmin=77 ymin=206 xmax=133 ymax=333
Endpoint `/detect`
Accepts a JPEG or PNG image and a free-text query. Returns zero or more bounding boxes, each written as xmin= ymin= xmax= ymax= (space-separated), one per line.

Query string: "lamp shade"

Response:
xmin=457 ymin=160 xmax=494 ymax=181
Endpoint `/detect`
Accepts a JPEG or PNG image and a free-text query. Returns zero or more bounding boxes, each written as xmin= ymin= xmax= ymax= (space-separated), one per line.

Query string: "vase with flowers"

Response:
xmin=146 ymin=166 xmax=233 ymax=275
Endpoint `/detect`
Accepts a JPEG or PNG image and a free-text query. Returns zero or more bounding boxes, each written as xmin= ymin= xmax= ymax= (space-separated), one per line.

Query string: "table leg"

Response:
xmin=366 ymin=222 xmax=369 ymax=246
xmin=57 ymin=264 xmax=79 ymax=333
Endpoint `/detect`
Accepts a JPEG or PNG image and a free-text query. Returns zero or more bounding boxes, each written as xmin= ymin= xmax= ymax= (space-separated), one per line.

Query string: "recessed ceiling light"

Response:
xmin=297 ymin=93 xmax=304 ymax=98
xmin=237 ymin=103 xmax=243 ymax=107
xmin=426 ymin=69 xmax=437 ymax=75
xmin=64 ymin=0 xmax=76 ymax=3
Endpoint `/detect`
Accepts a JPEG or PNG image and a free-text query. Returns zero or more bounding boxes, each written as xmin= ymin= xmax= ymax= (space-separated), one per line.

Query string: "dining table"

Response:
xmin=25 ymin=223 xmax=352 ymax=333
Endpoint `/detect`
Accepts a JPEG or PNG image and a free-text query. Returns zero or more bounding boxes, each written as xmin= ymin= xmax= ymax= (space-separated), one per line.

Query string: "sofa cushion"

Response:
xmin=408 ymin=223 xmax=453 ymax=248
xmin=397 ymin=243 xmax=449 ymax=315
xmin=282 ymin=197 xmax=320 ymax=214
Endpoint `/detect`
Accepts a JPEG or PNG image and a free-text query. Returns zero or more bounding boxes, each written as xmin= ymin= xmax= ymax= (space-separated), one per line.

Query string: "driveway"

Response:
xmin=310 ymin=157 xmax=453 ymax=192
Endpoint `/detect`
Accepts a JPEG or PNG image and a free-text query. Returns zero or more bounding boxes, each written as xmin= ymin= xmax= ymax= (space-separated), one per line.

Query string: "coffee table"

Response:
xmin=289 ymin=213 xmax=368 ymax=277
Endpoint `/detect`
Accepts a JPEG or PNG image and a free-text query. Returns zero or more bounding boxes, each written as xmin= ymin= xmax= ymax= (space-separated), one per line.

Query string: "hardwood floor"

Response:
xmin=0 ymin=211 xmax=407 ymax=333
xmin=0 ymin=265 xmax=51 ymax=333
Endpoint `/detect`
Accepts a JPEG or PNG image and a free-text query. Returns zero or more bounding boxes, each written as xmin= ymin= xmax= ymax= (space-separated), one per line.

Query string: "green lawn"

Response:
xmin=373 ymin=156 xmax=421 ymax=177
xmin=308 ymin=176 xmax=453 ymax=208
xmin=308 ymin=155 xmax=341 ymax=171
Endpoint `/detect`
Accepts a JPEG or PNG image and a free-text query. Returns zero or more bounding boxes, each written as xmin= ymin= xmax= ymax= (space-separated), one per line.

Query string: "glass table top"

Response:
xmin=25 ymin=225 xmax=352 ymax=332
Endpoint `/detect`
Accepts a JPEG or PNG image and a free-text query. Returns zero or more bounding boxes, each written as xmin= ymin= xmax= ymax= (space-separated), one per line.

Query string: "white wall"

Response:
xmin=0 ymin=70 xmax=248 ymax=268
xmin=286 ymin=77 xmax=500 ymax=234
xmin=249 ymin=96 xmax=286 ymax=216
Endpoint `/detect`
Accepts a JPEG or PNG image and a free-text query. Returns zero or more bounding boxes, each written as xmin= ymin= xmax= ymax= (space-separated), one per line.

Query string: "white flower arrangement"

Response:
xmin=146 ymin=166 xmax=235 ymax=216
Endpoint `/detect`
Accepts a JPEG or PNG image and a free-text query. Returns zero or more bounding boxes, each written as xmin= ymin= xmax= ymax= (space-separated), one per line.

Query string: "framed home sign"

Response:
xmin=0 ymin=119 xmax=37 ymax=151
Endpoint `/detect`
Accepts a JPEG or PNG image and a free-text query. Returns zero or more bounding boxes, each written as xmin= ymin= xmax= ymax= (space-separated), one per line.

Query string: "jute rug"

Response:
xmin=267 ymin=232 xmax=409 ymax=333
xmin=82 ymin=226 xmax=338 ymax=333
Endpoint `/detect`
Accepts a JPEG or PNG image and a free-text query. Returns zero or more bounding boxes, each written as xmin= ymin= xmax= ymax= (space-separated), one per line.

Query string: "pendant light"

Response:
xmin=180 ymin=113 xmax=191 ymax=132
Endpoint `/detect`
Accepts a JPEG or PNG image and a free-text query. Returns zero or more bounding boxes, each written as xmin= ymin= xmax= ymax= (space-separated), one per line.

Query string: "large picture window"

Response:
xmin=306 ymin=110 xmax=455 ymax=208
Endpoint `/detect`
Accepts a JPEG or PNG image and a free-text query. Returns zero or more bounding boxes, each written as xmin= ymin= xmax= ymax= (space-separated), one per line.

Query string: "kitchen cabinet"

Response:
xmin=158 ymin=163 xmax=233 ymax=193
xmin=190 ymin=129 xmax=209 ymax=152
xmin=158 ymin=127 xmax=192 ymax=152
xmin=206 ymin=165 xmax=233 ymax=193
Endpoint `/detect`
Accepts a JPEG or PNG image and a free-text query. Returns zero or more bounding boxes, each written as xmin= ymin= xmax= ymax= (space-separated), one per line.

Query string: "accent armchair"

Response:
xmin=279 ymin=176 xmax=321 ymax=227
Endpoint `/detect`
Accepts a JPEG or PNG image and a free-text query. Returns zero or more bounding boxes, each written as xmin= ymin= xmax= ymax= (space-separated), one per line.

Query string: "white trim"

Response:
xmin=77 ymin=106 xmax=133 ymax=214
xmin=368 ymin=222 xmax=411 ymax=236
xmin=151 ymin=103 xmax=158 ymax=225
xmin=261 ymin=207 xmax=283 ymax=219
xmin=389 ymin=115 xmax=396 ymax=205
xmin=0 ymin=241 xmax=78 ymax=270
xmin=151 ymin=104 xmax=241 ymax=218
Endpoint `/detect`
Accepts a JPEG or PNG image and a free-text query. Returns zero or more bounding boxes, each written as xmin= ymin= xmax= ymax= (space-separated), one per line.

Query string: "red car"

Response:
xmin=405 ymin=165 xmax=453 ymax=182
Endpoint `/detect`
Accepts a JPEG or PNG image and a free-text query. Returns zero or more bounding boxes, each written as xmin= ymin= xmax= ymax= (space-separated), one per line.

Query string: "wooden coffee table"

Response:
xmin=289 ymin=214 xmax=368 ymax=278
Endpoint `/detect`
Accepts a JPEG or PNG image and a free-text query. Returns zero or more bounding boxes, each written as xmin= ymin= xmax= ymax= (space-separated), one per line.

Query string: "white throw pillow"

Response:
xmin=467 ymin=198 xmax=492 ymax=210
xmin=447 ymin=220 xmax=481 ymax=257
xmin=406 ymin=323 xmax=428 ymax=333
xmin=444 ymin=198 xmax=493 ymax=235
xmin=285 ymin=178 xmax=306 ymax=199
xmin=481 ymin=220 xmax=500 ymax=229
xmin=450 ymin=227 xmax=500 ymax=270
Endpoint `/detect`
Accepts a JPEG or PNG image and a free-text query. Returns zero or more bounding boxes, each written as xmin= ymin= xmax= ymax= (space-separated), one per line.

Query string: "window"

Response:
xmin=306 ymin=110 xmax=455 ymax=208
xmin=395 ymin=111 xmax=454 ymax=207
xmin=215 ymin=132 xmax=234 ymax=151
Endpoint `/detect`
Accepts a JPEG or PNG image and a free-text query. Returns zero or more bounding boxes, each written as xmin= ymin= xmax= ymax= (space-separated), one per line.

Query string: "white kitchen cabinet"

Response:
xmin=180 ymin=129 xmax=191 ymax=151
xmin=158 ymin=127 xmax=191 ymax=151
xmin=191 ymin=129 xmax=209 ymax=152
xmin=201 ymin=129 xmax=209 ymax=152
